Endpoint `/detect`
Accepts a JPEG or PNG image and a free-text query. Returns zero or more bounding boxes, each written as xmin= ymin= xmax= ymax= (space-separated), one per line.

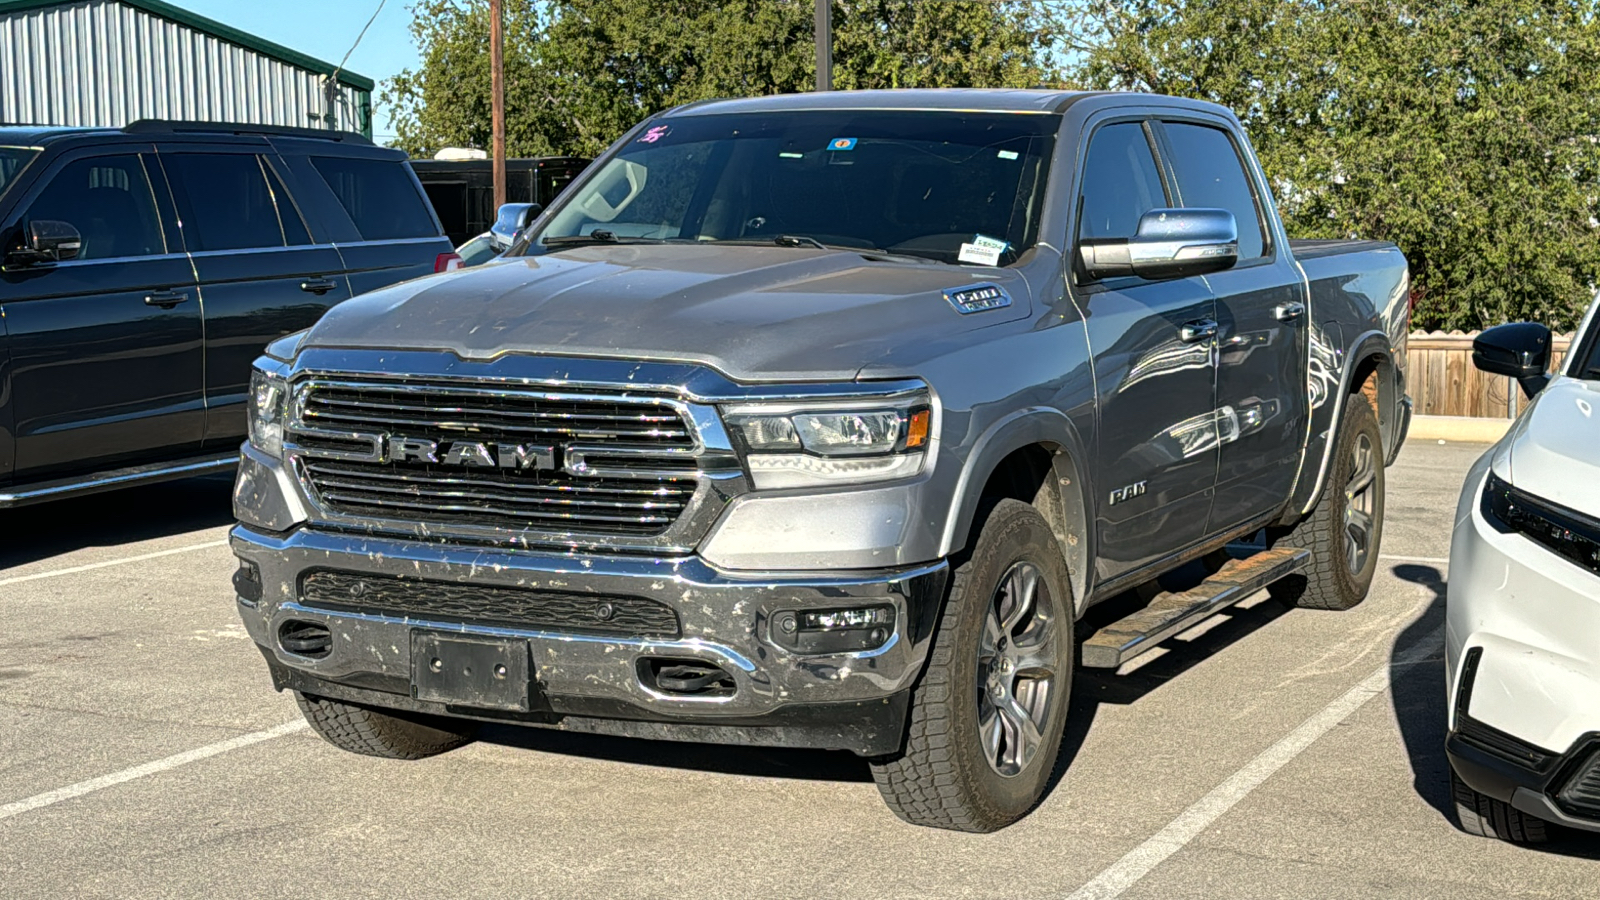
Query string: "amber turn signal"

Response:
xmin=905 ymin=409 xmax=931 ymax=449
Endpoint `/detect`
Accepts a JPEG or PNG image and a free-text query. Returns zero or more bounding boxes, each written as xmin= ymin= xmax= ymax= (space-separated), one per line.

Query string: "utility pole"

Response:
xmin=490 ymin=0 xmax=507 ymax=210
xmin=814 ymin=0 xmax=831 ymax=91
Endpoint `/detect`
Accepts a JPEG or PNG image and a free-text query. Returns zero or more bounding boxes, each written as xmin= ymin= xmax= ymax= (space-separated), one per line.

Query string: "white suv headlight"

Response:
xmin=722 ymin=393 xmax=932 ymax=489
xmin=248 ymin=368 xmax=289 ymax=456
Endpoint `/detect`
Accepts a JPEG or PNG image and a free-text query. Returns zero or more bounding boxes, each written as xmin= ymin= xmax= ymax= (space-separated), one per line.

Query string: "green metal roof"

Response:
xmin=0 ymin=0 xmax=376 ymax=91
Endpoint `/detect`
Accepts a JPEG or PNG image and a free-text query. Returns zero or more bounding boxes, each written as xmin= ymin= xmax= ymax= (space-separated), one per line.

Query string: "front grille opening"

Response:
xmin=639 ymin=657 xmax=735 ymax=697
xmin=1556 ymin=748 xmax=1600 ymax=818
xmin=279 ymin=620 xmax=332 ymax=659
xmin=291 ymin=380 xmax=701 ymax=537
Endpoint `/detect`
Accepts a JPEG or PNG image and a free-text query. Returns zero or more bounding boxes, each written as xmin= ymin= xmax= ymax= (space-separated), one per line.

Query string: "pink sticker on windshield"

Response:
xmin=637 ymin=125 xmax=671 ymax=144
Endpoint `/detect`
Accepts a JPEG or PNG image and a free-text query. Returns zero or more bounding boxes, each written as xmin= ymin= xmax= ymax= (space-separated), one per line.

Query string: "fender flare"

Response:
xmin=1292 ymin=329 xmax=1397 ymax=517
xmin=938 ymin=407 xmax=1095 ymax=614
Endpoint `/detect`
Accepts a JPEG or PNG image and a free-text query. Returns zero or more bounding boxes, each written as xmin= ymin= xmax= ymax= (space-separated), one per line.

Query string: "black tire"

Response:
xmin=871 ymin=499 xmax=1074 ymax=832
xmin=295 ymin=692 xmax=477 ymax=760
xmin=1451 ymin=768 xmax=1550 ymax=843
xmin=1269 ymin=395 xmax=1384 ymax=610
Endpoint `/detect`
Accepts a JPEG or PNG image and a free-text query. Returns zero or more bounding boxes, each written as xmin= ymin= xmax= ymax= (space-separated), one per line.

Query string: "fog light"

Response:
xmin=772 ymin=605 xmax=895 ymax=655
xmin=801 ymin=607 xmax=892 ymax=631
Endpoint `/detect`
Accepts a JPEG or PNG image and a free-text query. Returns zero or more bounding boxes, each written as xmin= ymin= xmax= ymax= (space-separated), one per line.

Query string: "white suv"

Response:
xmin=1447 ymin=294 xmax=1600 ymax=843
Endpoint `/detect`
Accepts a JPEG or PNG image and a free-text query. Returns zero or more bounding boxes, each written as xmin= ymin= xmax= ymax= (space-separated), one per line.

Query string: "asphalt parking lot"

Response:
xmin=1 ymin=439 xmax=1596 ymax=899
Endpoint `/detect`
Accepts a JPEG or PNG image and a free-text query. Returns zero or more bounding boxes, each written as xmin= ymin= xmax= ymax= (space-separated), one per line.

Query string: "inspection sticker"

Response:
xmin=997 ymin=149 xmax=1019 ymax=160
xmin=826 ymin=137 xmax=858 ymax=151
xmin=958 ymin=243 xmax=1003 ymax=266
xmin=636 ymin=125 xmax=671 ymax=144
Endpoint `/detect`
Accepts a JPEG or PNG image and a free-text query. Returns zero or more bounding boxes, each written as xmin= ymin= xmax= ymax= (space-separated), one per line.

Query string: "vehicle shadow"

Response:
xmin=0 ymin=473 xmax=236 ymax=571
xmin=1388 ymin=563 xmax=1600 ymax=859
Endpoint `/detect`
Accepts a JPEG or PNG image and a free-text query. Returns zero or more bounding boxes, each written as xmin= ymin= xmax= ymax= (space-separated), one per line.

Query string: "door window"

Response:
xmin=164 ymin=153 xmax=309 ymax=252
xmin=1077 ymin=122 xmax=1167 ymax=242
xmin=310 ymin=156 xmax=438 ymax=241
xmin=1161 ymin=122 xmax=1268 ymax=259
xmin=22 ymin=155 xmax=165 ymax=260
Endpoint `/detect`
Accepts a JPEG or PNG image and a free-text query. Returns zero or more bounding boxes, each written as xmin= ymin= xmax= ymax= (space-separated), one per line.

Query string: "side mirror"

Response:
xmin=1473 ymin=322 xmax=1552 ymax=399
xmin=7 ymin=220 xmax=82 ymax=267
xmin=492 ymin=202 xmax=541 ymax=247
xmin=1079 ymin=208 xmax=1239 ymax=281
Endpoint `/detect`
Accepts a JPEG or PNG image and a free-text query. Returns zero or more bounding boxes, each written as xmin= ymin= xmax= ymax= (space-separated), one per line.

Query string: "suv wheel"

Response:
xmin=871 ymin=499 xmax=1073 ymax=832
xmin=296 ymin=692 xmax=477 ymax=760
xmin=1270 ymin=394 xmax=1384 ymax=610
xmin=1451 ymin=768 xmax=1550 ymax=843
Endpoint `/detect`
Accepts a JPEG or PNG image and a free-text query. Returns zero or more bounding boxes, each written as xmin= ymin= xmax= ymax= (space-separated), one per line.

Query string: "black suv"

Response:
xmin=0 ymin=121 xmax=456 ymax=506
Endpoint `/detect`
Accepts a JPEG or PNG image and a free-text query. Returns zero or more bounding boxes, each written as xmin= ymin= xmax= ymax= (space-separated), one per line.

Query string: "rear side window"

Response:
xmin=24 ymin=154 xmax=165 ymax=260
xmin=1077 ymin=122 xmax=1167 ymax=242
xmin=311 ymin=156 xmax=437 ymax=241
xmin=164 ymin=153 xmax=311 ymax=251
xmin=1161 ymin=122 xmax=1268 ymax=259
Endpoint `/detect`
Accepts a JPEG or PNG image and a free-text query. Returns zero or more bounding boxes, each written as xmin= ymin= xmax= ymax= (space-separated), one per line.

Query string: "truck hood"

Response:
xmin=302 ymin=244 xmax=1033 ymax=381
xmin=1499 ymin=376 xmax=1600 ymax=515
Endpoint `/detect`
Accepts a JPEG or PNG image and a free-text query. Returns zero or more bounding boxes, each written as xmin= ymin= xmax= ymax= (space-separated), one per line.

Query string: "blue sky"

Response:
xmin=169 ymin=0 xmax=421 ymax=142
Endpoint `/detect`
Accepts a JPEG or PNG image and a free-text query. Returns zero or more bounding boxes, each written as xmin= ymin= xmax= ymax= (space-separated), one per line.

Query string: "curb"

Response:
xmin=1407 ymin=414 xmax=1511 ymax=444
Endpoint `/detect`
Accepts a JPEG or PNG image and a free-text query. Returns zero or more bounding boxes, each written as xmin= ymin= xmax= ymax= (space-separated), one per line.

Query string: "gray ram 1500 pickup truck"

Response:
xmin=231 ymin=89 xmax=1411 ymax=832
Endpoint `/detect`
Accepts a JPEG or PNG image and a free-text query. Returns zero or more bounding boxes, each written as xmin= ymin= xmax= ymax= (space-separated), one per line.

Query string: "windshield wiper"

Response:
xmin=542 ymin=229 xmax=668 ymax=248
xmin=773 ymin=234 xmax=831 ymax=250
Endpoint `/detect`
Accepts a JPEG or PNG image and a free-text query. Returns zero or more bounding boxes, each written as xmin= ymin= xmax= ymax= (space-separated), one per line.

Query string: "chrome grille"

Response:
xmin=290 ymin=380 xmax=701 ymax=537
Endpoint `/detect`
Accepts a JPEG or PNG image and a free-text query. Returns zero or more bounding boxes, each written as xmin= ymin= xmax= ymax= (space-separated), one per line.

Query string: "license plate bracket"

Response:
xmin=410 ymin=632 xmax=531 ymax=712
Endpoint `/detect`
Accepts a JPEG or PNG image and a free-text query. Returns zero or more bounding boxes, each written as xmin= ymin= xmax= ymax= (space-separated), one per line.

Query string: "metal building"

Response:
xmin=0 ymin=0 xmax=373 ymax=137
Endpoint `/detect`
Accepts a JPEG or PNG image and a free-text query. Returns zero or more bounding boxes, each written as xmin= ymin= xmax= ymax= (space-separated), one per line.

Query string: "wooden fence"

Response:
xmin=1406 ymin=331 xmax=1573 ymax=419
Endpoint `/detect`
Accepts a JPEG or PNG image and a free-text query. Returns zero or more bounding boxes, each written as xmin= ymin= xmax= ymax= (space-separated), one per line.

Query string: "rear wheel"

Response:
xmin=296 ymin=692 xmax=477 ymax=760
xmin=871 ymin=499 xmax=1073 ymax=832
xmin=1270 ymin=394 xmax=1384 ymax=610
xmin=1451 ymin=768 xmax=1550 ymax=843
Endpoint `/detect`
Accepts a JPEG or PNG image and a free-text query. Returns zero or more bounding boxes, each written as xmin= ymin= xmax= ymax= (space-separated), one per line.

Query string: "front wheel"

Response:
xmin=1451 ymin=768 xmax=1550 ymax=843
xmin=1270 ymin=394 xmax=1385 ymax=610
xmin=296 ymin=692 xmax=477 ymax=760
xmin=871 ymin=499 xmax=1074 ymax=832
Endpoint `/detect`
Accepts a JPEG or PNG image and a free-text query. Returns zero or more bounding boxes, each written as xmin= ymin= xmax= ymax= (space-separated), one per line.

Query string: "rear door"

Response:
xmin=1154 ymin=119 xmax=1309 ymax=534
xmin=0 ymin=146 xmax=205 ymax=482
xmin=156 ymin=145 xmax=353 ymax=449
xmin=280 ymin=148 xmax=452 ymax=296
xmin=1071 ymin=119 xmax=1221 ymax=585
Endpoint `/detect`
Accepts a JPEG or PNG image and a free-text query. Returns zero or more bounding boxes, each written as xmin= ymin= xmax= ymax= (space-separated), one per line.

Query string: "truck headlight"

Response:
xmin=722 ymin=394 xmax=932 ymax=489
xmin=248 ymin=368 xmax=289 ymax=456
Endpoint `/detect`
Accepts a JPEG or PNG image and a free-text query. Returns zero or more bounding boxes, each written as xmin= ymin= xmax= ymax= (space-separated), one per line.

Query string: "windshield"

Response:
xmin=525 ymin=111 xmax=1058 ymax=266
xmin=0 ymin=147 xmax=40 ymax=202
xmin=1578 ymin=307 xmax=1600 ymax=380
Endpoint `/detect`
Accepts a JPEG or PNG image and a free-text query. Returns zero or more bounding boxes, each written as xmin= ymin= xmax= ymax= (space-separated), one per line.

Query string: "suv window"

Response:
xmin=310 ymin=156 xmax=436 ymax=241
xmin=0 ymin=147 xmax=39 ymax=202
xmin=1162 ymin=122 xmax=1267 ymax=259
xmin=22 ymin=154 xmax=166 ymax=261
xmin=164 ymin=153 xmax=309 ymax=252
xmin=1077 ymin=122 xmax=1166 ymax=242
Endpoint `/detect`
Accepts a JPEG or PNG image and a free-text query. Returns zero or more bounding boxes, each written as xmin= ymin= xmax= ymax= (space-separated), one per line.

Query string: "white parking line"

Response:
xmin=1379 ymin=554 xmax=1450 ymax=565
xmin=1064 ymin=624 xmax=1444 ymax=900
xmin=0 ymin=539 xmax=228 ymax=590
xmin=0 ymin=720 xmax=307 ymax=823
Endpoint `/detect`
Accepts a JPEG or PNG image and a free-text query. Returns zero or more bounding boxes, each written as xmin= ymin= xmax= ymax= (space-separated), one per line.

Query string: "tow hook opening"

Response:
xmin=278 ymin=620 xmax=333 ymax=659
xmin=639 ymin=657 xmax=735 ymax=697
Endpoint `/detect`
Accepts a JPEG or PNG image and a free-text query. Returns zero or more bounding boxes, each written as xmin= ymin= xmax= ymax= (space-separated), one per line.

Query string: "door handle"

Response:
xmin=144 ymin=290 xmax=188 ymax=308
xmin=300 ymin=278 xmax=338 ymax=296
xmin=1180 ymin=318 xmax=1219 ymax=343
xmin=1274 ymin=301 xmax=1307 ymax=323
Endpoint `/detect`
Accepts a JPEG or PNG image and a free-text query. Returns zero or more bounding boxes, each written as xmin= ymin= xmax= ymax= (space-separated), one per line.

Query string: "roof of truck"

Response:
xmin=663 ymin=89 xmax=1095 ymax=117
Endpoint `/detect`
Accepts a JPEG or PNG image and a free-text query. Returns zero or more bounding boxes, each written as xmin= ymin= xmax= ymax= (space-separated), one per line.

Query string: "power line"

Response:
xmin=331 ymin=0 xmax=389 ymax=84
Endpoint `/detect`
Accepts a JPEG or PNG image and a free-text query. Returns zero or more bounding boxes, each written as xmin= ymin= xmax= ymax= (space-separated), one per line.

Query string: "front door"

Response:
xmin=1072 ymin=120 xmax=1220 ymax=585
xmin=0 ymin=149 xmax=204 ymax=482
xmin=1156 ymin=120 xmax=1309 ymax=534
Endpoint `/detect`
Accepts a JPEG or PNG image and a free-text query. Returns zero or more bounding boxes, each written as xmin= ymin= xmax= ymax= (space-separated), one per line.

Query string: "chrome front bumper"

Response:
xmin=232 ymin=525 xmax=947 ymax=752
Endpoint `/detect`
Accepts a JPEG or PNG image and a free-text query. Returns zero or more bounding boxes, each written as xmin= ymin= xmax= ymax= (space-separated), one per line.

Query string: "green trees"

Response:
xmin=1079 ymin=0 xmax=1600 ymax=330
xmin=383 ymin=0 xmax=1063 ymax=159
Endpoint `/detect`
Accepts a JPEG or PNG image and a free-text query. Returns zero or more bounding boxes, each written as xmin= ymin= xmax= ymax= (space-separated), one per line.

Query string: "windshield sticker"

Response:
xmin=997 ymin=149 xmax=1019 ymax=160
xmin=826 ymin=137 xmax=858 ymax=151
xmin=779 ymin=151 xmax=804 ymax=159
xmin=958 ymin=242 xmax=1003 ymax=266
xmin=971 ymin=234 xmax=1009 ymax=252
xmin=636 ymin=124 xmax=671 ymax=144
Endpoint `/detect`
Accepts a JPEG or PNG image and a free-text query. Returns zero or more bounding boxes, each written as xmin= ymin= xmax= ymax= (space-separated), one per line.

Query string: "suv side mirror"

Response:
xmin=7 ymin=220 xmax=82 ymax=268
xmin=1473 ymin=321 xmax=1553 ymax=399
xmin=1079 ymin=208 xmax=1239 ymax=281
